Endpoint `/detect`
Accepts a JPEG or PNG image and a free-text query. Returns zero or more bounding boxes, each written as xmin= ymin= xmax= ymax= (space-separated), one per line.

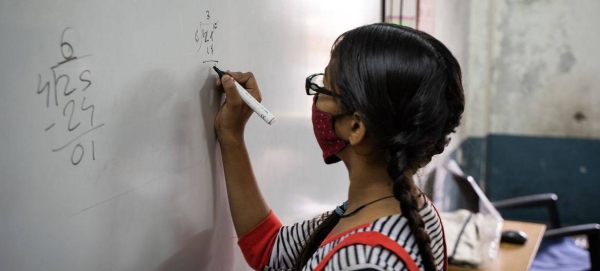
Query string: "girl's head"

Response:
xmin=327 ymin=23 xmax=464 ymax=170
xmin=298 ymin=23 xmax=464 ymax=270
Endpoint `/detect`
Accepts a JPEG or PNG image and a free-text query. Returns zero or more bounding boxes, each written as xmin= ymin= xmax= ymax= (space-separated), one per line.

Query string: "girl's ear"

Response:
xmin=347 ymin=112 xmax=367 ymax=146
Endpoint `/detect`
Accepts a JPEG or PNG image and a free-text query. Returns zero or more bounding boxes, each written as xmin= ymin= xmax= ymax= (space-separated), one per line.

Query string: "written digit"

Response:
xmin=63 ymin=100 xmax=81 ymax=132
xmin=60 ymin=27 xmax=75 ymax=61
xmin=71 ymin=143 xmax=84 ymax=165
xmin=202 ymin=29 xmax=209 ymax=42
xmin=81 ymin=97 xmax=95 ymax=126
xmin=52 ymin=69 xmax=76 ymax=97
xmin=37 ymin=74 xmax=54 ymax=107
xmin=79 ymin=70 xmax=92 ymax=92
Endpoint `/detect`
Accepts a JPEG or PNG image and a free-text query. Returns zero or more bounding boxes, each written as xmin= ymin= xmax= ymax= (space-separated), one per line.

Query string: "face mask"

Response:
xmin=311 ymin=97 xmax=348 ymax=164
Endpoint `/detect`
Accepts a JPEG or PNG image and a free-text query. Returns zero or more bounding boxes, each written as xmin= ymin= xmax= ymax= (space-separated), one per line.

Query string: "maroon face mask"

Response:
xmin=311 ymin=98 xmax=348 ymax=164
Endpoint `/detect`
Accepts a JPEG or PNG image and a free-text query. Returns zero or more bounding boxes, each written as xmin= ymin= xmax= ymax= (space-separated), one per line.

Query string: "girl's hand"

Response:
xmin=214 ymin=71 xmax=262 ymax=145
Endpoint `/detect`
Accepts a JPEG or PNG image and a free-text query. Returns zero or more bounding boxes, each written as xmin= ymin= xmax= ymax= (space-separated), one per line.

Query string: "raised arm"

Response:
xmin=214 ymin=71 xmax=270 ymax=237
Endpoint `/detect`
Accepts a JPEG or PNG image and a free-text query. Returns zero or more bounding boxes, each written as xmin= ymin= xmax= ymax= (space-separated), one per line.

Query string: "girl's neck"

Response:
xmin=345 ymin=158 xmax=395 ymax=212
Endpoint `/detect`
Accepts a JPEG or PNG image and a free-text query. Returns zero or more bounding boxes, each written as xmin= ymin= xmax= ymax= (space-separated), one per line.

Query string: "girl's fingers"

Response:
xmin=221 ymin=75 xmax=243 ymax=106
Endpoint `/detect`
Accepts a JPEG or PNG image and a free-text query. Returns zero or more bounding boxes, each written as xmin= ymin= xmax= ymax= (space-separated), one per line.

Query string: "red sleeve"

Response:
xmin=237 ymin=210 xmax=283 ymax=270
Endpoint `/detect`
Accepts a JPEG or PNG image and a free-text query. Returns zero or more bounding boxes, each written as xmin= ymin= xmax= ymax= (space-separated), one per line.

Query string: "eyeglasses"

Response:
xmin=305 ymin=73 xmax=335 ymax=96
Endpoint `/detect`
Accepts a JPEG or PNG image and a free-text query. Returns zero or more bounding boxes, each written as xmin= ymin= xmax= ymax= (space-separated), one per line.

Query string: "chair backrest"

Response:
xmin=444 ymin=159 xmax=484 ymax=213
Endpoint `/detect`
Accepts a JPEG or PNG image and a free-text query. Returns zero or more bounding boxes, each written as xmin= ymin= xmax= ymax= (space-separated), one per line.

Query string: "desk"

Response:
xmin=449 ymin=220 xmax=546 ymax=271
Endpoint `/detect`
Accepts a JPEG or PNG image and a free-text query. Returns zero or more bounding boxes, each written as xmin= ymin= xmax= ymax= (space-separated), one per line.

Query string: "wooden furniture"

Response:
xmin=449 ymin=220 xmax=546 ymax=271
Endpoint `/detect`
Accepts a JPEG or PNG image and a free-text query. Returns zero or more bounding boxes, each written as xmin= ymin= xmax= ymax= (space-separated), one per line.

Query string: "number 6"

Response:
xmin=61 ymin=27 xmax=75 ymax=60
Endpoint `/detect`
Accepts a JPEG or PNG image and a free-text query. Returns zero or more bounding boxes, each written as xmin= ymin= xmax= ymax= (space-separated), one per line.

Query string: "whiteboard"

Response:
xmin=0 ymin=1 xmax=380 ymax=270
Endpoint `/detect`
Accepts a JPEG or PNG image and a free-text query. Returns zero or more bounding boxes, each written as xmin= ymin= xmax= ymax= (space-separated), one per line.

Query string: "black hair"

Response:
xmin=295 ymin=23 xmax=464 ymax=270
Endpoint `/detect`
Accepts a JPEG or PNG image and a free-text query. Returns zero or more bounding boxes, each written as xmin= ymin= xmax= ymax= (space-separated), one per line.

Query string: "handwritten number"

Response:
xmin=61 ymin=28 xmax=75 ymax=61
xmin=37 ymin=74 xmax=52 ymax=107
xmin=71 ymin=143 xmax=84 ymax=165
xmin=196 ymin=12 xmax=217 ymax=54
xmin=79 ymin=70 xmax=92 ymax=92
xmin=81 ymin=97 xmax=95 ymax=126
xmin=63 ymin=100 xmax=81 ymax=132
xmin=36 ymin=74 xmax=50 ymax=95
xmin=39 ymin=28 xmax=100 ymax=165
xmin=202 ymin=29 xmax=209 ymax=43
xmin=52 ymin=69 xmax=75 ymax=98
xmin=64 ymin=76 xmax=76 ymax=96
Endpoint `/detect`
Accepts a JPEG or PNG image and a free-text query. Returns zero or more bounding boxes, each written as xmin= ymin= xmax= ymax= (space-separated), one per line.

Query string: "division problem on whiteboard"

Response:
xmin=36 ymin=27 xmax=104 ymax=166
xmin=195 ymin=10 xmax=219 ymax=58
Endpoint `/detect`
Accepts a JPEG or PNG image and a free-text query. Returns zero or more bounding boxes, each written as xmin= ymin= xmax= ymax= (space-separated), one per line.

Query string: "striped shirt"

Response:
xmin=238 ymin=198 xmax=447 ymax=271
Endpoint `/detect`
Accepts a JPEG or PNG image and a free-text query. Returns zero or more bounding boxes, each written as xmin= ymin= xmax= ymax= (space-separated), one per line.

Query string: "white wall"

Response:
xmin=0 ymin=1 xmax=380 ymax=270
xmin=464 ymin=0 xmax=600 ymax=139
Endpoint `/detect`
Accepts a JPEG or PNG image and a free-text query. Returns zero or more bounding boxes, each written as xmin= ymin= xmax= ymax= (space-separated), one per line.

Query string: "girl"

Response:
xmin=214 ymin=23 xmax=464 ymax=271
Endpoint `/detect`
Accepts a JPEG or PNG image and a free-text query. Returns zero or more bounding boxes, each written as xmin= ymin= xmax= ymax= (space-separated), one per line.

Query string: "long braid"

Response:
xmin=388 ymin=141 xmax=436 ymax=271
